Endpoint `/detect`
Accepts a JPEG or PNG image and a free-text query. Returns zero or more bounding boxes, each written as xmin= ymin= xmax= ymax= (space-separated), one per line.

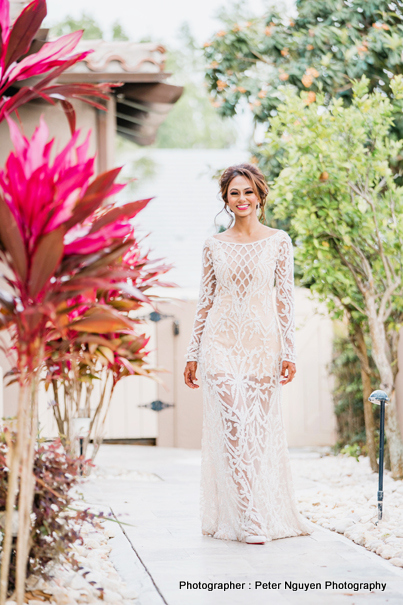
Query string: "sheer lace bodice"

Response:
xmin=186 ymin=230 xmax=311 ymax=542
xmin=186 ymin=231 xmax=296 ymax=367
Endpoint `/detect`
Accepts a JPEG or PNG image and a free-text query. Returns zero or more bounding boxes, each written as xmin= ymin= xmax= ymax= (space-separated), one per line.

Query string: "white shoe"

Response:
xmin=245 ymin=535 xmax=266 ymax=544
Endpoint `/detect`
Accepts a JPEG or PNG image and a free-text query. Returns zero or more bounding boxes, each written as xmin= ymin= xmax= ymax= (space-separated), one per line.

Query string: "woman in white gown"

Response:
xmin=184 ymin=163 xmax=311 ymax=545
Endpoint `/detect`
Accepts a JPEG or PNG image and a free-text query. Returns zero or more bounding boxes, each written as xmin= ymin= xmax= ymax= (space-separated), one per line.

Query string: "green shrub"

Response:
xmin=331 ymin=335 xmax=380 ymax=456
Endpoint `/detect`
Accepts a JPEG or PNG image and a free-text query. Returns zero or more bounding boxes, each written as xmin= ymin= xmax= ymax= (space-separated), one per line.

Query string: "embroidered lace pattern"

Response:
xmin=186 ymin=230 xmax=311 ymax=542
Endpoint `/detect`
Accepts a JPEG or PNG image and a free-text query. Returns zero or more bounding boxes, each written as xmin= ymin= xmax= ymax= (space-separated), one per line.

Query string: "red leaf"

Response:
xmin=65 ymin=168 xmax=123 ymax=230
xmin=63 ymin=95 xmax=108 ymax=111
xmin=60 ymin=99 xmax=76 ymax=135
xmin=76 ymin=335 xmax=119 ymax=349
xmin=0 ymin=27 xmax=4 ymax=66
xmin=34 ymin=52 xmax=91 ymax=86
xmin=8 ymin=31 xmax=84 ymax=82
xmin=114 ymin=282 xmax=150 ymax=303
xmin=118 ymin=356 xmax=135 ymax=374
xmin=88 ymin=199 xmax=152 ymax=234
xmin=4 ymin=0 xmax=47 ymax=71
xmin=54 ymin=278 xmax=116 ymax=292
xmin=0 ymin=194 xmax=27 ymax=281
xmin=0 ymin=78 xmax=113 ymax=125
xmin=69 ymin=308 xmax=134 ymax=333
xmin=85 ymin=167 xmax=122 ymax=197
xmin=41 ymin=82 xmax=111 ymax=100
xmin=0 ymin=85 xmax=53 ymax=122
xmin=28 ymin=227 xmax=65 ymax=298
xmin=46 ymin=83 xmax=112 ymax=96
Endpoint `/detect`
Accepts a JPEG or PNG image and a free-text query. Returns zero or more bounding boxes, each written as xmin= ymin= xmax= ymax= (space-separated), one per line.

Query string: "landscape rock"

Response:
xmin=292 ymin=453 xmax=403 ymax=568
xmin=22 ymin=509 xmax=134 ymax=604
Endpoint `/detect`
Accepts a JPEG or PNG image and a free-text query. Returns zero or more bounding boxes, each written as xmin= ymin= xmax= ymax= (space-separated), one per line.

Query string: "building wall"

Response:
xmin=0 ymin=99 xmax=99 ymax=169
xmin=9 ymin=0 xmax=29 ymax=22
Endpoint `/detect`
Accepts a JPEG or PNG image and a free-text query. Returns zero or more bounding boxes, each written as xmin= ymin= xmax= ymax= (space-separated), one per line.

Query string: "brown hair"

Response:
xmin=217 ymin=163 xmax=269 ymax=228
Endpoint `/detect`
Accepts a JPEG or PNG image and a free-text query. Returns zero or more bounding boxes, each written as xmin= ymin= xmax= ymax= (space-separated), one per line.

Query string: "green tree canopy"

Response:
xmin=50 ymin=13 xmax=130 ymax=41
xmin=203 ymin=0 xmax=403 ymax=174
xmin=155 ymin=23 xmax=238 ymax=149
xmin=266 ymin=76 xmax=403 ymax=477
xmin=50 ymin=13 xmax=104 ymax=39
xmin=112 ymin=21 xmax=130 ymax=41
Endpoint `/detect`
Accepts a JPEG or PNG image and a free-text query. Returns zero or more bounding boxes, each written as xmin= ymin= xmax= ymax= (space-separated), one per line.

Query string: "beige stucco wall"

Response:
xmin=9 ymin=0 xmax=29 ymax=22
xmin=0 ymin=99 xmax=99 ymax=169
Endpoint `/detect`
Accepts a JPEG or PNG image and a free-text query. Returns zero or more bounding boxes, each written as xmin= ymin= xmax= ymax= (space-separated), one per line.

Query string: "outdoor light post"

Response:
xmin=368 ymin=389 xmax=389 ymax=522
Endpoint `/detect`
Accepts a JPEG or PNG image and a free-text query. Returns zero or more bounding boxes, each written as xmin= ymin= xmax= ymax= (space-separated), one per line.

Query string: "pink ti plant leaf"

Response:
xmin=0 ymin=115 xmax=175 ymax=375
xmin=0 ymin=113 xmax=175 ymax=392
xmin=0 ymin=0 xmax=117 ymax=131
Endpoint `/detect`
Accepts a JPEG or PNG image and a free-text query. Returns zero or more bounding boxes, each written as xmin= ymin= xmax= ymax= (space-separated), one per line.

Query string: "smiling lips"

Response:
xmin=237 ymin=204 xmax=250 ymax=210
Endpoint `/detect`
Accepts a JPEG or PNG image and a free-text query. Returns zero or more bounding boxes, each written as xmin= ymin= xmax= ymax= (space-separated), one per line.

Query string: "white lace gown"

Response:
xmin=186 ymin=230 xmax=311 ymax=542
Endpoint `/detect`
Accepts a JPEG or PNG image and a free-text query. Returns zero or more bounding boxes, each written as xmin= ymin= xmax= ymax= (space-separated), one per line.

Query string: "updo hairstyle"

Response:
xmin=217 ymin=163 xmax=269 ymax=228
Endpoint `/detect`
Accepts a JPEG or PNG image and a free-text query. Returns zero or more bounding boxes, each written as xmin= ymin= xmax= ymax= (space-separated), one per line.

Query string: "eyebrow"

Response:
xmin=229 ymin=186 xmax=254 ymax=192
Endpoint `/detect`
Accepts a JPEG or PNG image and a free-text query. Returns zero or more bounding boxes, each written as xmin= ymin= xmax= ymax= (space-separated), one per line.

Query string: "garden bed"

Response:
xmin=292 ymin=453 xmax=403 ymax=567
xmin=19 ymin=508 xmax=136 ymax=605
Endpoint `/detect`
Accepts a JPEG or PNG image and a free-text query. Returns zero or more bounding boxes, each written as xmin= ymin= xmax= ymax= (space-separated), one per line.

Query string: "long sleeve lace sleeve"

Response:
xmin=275 ymin=233 xmax=296 ymax=364
xmin=185 ymin=240 xmax=216 ymax=362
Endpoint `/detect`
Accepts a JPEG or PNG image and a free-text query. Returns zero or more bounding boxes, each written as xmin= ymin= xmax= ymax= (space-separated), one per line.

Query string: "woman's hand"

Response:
xmin=280 ymin=360 xmax=296 ymax=385
xmin=184 ymin=361 xmax=199 ymax=389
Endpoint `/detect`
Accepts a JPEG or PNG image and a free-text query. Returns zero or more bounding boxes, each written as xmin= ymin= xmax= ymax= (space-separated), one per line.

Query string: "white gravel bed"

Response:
xmin=291 ymin=454 xmax=403 ymax=567
xmin=8 ymin=510 xmax=136 ymax=605
xmin=90 ymin=466 xmax=161 ymax=482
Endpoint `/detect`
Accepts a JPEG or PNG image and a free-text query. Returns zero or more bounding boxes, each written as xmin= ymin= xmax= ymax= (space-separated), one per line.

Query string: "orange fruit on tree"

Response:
xmin=302 ymin=74 xmax=313 ymax=87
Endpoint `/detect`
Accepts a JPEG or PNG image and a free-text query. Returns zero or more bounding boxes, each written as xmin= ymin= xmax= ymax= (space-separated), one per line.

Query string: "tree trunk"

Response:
xmin=90 ymin=381 xmax=115 ymax=463
xmin=350 ymin=322 xmax=378 ymax=472
xmin=365 ymin=293 xmax=403 ymax=478
xmin=82 ymin=373 xmax=110 ymax=460
xmin=51 ymin=379 xmax=64 ymax=438
xmin=15 ymin=372 xmax=39 ymax=605
xmin=361 ymin=364 xmax=378 ymax=472
xmin=0 ymin=378 xmax=29 ymax=605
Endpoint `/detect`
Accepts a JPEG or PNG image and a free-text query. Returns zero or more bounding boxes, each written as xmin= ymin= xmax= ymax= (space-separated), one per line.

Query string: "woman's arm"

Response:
xmin=275 ymin=233 xmax=296 ymax=385
xmin=186 ymin=240 xmax=216 ymax=362
xmin=184 ymin=240 xmax=216 ymax=388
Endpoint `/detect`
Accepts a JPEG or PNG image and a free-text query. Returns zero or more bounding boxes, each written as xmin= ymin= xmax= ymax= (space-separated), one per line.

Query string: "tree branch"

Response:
xmin=334 ymin=241 xmax=366 ymax=295
xmin=348 ymin=180 xmax=392 ymax=286
xmin=378 ymin=278 xmax=402 ymax=322
xmin=250 ymin=49 xmax=274 ymax=66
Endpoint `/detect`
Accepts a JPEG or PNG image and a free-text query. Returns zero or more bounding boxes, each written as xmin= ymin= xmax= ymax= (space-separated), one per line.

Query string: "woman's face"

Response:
xmin=226 ymin=175 xmax=259 ymax=218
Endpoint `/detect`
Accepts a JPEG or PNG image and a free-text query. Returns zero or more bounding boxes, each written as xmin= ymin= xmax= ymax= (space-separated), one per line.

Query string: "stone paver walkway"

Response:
xmin=82 ymin=446 xmax=403 ymax=605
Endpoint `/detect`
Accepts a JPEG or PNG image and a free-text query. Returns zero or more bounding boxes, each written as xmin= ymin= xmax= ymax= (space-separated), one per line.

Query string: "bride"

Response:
xmin=184 ymin=163 xmax=311 ymax=545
